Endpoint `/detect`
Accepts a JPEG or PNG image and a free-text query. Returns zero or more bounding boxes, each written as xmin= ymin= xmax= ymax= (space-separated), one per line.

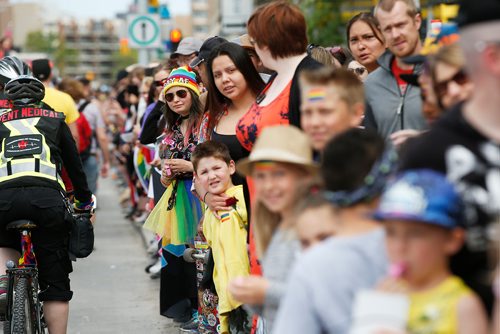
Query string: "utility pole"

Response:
xmin=138 ymin=0 xmax=148 ymax=65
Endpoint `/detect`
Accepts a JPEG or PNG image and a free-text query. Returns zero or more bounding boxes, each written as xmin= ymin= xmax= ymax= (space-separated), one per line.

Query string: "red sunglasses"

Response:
xmin=165 ymin=89 xmax=188 ymax=102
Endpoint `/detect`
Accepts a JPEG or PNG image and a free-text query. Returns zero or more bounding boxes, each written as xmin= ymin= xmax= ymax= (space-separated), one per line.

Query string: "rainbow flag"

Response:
xmin=133 ymin=144 xmax=156 ymax=191
xmin=306 ymin=88 xmax=326 ymax=102
xmin=220 ymin=213 xmax=230 ymax=223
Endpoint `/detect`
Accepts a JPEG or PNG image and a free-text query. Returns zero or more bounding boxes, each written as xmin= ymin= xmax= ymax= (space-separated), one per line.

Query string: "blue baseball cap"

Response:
xmin=374 ymin=170 xmax=463 ymax=229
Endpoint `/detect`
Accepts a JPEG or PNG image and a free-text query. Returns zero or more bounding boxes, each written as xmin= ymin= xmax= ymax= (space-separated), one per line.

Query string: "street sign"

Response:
xmin=127 ymin=14 xmax=161 ymax=48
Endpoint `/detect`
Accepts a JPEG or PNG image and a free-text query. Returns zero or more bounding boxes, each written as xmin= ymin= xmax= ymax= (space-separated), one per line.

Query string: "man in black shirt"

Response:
xmin=400 ymin=0 xmax=500 ymax=314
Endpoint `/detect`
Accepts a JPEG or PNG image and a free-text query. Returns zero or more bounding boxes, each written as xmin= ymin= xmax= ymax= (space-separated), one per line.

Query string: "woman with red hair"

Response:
xmin=236 ymin=0 xmax=322 ymax=151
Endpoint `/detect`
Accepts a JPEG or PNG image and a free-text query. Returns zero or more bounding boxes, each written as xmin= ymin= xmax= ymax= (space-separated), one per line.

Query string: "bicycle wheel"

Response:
xmin=11 ymin=277 xmax=36 ymax=334
xmin=3 ymin=319 xmax=11 ymax=333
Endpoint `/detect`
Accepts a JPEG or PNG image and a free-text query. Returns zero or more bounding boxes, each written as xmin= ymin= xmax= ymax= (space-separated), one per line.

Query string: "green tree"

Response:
xmin=251 ymin=0 xmax=345 ymax=46
xmin=24 ymin=31 xmax=57 ymax=53
xmin=24 ymin=30 xmax=79 ymax=75
xmin=298 ymin=0 xmax=344 ymax=46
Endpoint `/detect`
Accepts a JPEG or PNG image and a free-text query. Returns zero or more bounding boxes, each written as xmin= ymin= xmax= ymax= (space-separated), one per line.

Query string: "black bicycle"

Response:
xmin=2 ymin=219 xmax=46 ymax=334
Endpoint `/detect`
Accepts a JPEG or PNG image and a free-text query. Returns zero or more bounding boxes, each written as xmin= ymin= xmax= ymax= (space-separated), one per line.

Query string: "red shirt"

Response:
xmin=391 ymin=58 xmax=414 ymax=95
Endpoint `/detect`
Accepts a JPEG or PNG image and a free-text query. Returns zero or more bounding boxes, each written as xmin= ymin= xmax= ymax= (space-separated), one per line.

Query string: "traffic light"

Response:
xmin=120 ymin=38 xmax=130 ymax=55
xmin=148 ymin=0 xmax=159 ymax=13
xmin=85 ymin=71 xmax=95 ymax=81
xmin=170 ymin=29 xmax=182 ymax=52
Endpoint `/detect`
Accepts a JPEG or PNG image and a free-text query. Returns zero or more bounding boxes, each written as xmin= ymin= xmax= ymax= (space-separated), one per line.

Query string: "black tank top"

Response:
xmin=211 ymin=131 xmax=249 ymax=186
xmin=211 ymin=130 xmax=252 ymax=236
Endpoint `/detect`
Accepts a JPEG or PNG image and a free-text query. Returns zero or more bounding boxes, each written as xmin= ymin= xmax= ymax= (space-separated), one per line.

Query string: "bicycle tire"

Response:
xmin=11 ymin=277 xmax=36 ymax=334
xmin=3 ymin=319 xmax=11 ymax=333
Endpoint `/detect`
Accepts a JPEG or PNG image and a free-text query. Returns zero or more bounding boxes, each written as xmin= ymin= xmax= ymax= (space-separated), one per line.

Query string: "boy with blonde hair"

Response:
xmin=299 ymin=67 xmax=364 ymax=153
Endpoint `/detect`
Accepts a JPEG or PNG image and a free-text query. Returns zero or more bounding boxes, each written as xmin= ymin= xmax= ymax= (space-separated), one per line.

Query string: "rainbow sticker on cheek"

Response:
xmin=306 ymin=88 xmax=327 ymax=102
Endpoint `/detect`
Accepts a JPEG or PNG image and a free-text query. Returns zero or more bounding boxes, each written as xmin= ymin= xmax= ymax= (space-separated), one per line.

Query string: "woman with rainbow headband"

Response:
xmin=144 ymin=66 xmax=203 ymax=320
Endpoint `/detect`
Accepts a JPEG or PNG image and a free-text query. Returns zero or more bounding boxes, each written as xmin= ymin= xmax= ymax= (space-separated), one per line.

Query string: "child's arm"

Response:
xmin=457 ymin=293 xmax=488 ymax=334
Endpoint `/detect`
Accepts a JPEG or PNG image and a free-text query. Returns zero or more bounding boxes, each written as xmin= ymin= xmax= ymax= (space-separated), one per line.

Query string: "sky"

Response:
xmin=10 ymin=0 xmax=191 ymax=20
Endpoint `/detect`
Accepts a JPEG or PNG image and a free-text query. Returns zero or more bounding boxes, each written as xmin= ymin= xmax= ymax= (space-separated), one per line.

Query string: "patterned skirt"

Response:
xmin=144 ymin=178 xmax=202 ymax=245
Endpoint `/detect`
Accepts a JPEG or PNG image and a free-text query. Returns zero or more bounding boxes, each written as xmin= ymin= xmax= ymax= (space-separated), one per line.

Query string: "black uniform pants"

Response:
xmin=0 ymin=187 xmax=73 ymax=301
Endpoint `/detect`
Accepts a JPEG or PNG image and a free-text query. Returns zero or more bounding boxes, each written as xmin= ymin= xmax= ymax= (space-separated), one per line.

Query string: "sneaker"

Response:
xmin=148 ymin=258 xmax=162 ymax=275
xmin=124 ymin=206 xmax=137 ymax=219
xmin=179 ymin=327 xmax=198 ymax=333
xmin=133 ymin=211 xmax=149 ymax=223
xmin=163 ymin=299 xmax=192 ymax=322
xmin=0 ymin=274 xmax=8 ymax=315
xmin=180 ymin=312 xmax=199 ymax=331
xmin=144 ymin=256 xmax=159 ymax=273
xmin=173 ymin=311 xmax=192 ymax=324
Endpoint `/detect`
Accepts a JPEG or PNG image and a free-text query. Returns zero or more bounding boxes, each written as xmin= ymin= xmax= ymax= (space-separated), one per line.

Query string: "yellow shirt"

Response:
xmin=42 ymin=87 xmax=80 ymax=124
xmin=408 ymin=276 xmax=472 ymax=334
xmin=202 ymin=185 xmax=250 ymax=331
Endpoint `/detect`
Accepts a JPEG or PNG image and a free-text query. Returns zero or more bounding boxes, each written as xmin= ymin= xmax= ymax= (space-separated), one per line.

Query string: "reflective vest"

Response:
xmin=0 ymin=107 xmax=66 ymax=189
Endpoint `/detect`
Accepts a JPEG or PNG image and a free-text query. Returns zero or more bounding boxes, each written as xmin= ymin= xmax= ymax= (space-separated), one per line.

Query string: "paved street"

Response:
xmin=68 ymin=177 xmax=179 ymax=334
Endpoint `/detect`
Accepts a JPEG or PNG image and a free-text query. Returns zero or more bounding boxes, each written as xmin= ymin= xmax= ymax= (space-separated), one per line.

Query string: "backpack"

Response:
xmin=76 ymin=101 xmax=93 ymax=159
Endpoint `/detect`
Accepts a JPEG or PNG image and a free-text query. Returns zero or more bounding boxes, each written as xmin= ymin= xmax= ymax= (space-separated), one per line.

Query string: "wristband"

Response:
xmin=74 ymin=194 xmax=97 ymax=212
xmin=74 ymin=199 xmax=93 ymax=211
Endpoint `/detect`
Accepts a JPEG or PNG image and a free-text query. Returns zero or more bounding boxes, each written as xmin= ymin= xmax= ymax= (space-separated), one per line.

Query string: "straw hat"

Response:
xmin=232 ymin=34 xmax=254 ymax=50
xmin=237 ymin=125 xmax=318 ymax=176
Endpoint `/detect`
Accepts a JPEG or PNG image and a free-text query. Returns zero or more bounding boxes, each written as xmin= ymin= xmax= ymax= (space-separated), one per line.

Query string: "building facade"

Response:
xmin=191 ymin=0 xmax=221 ymax=39
xmin=59 ymin=20 xmax=120 ymax=83
xmin=220 ymin=0 xmax=253 ymax=37
xmin=1 ymin=1 xmax=44 ymax=50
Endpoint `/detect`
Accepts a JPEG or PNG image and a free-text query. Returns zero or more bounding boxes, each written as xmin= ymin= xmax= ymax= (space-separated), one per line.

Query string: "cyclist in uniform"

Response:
xmin=0 ymin=56 xmax=94 ymax=334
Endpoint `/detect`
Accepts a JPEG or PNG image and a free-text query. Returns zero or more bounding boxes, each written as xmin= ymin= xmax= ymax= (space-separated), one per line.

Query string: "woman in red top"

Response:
xmin=236 ymin=0 xmax=320 ymax=151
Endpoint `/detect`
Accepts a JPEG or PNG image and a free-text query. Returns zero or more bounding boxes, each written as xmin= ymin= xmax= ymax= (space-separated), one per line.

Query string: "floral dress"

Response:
xmin=236 ymin=81 xmax=292 ymax=152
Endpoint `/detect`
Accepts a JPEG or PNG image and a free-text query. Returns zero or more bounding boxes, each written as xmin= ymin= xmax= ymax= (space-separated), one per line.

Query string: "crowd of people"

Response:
xmin=134 ymin=1 xmax=499 ymax=333
xmin=0 ymin=0 xmax=499 ymax=333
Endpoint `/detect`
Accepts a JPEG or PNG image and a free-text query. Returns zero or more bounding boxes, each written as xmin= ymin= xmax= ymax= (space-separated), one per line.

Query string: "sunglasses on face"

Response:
xmin=154 ymin=78 xmax=168 ymax=87
xmin=349 ymin=67 xmax=367 ymax=76
xmin=165 ymin=89 xmax=188 ymax=102
xmin=435 ymin=70 xmax=468 ymax=98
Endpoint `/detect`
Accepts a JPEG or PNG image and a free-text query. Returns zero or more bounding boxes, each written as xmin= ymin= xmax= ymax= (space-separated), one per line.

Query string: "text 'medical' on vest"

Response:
xmin=0 ymin=107 xmax=66 ymax=189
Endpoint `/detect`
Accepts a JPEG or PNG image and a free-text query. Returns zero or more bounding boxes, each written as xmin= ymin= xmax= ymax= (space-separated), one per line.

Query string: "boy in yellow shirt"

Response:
xmin=191 ymin=141 xmax=250 ymax=333
xmin=374 ymin=170 xmax=488 ymax=334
